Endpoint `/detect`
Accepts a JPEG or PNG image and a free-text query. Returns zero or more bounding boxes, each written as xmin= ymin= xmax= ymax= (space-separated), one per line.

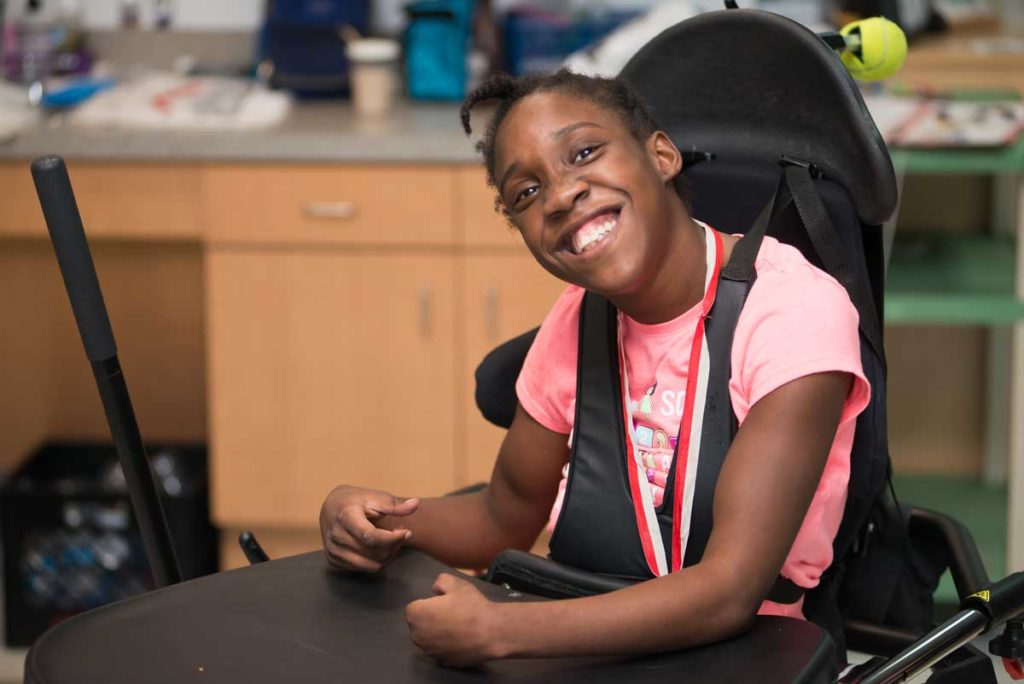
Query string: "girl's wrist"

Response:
xmin=486 ymin=602 xmax=522 ymax=660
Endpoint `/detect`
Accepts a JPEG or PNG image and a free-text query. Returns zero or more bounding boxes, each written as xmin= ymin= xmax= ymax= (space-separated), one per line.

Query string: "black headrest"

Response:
xmin=619 ymin=8 xmax=897 ymax=226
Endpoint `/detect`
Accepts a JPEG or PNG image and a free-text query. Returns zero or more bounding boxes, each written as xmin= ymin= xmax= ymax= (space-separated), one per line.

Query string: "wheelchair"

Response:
xmin=465 ymin=6 xmax=1024 ymax=683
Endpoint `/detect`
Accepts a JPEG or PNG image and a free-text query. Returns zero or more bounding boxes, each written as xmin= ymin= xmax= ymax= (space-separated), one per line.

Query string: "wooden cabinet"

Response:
xmin=204 ymin=165 xmax=568 ymax=566
xmin=204 ymin=162 xmax=463 ymax=542
xmin=203 ymin=165 xmax=457 ymax=247
xmin=207 ymin=248 xmax=457 ymax=527
xmin=459 ymin=254 xmax=566 ymax=486
xmin=0 ymin=163 xmax=201 ymax=239
xmin=457 ymin=166 xmax=519 ymax=247
xmin=0 ymin=162 xmax=205 ymax=475
xmin=454 ymin=167 xmax=568 ymax=485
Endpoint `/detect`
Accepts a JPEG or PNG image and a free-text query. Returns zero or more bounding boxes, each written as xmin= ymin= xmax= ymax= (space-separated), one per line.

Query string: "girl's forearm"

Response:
xmin=491 ymin=560 xmax=756 ymax=659
xmin=382 ymin=490 xmax=536 ymax=570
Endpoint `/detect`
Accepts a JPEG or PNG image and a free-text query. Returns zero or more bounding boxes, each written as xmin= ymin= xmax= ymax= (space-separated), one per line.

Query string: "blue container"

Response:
xmin=504 ymin=9 xmax=640 ymax=76
xmin=259 ymin=0 xmax=371 ymax=97
xmin=267 ymin=0 xmax=370 ymax=25
xmin=405 ymin=0 xmax=474 ymax=101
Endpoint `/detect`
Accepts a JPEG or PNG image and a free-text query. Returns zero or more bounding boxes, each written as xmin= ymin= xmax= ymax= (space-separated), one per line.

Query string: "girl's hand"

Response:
xmin=319 ymin=485 xmax=420 ymax=573
xmin=646 ymin=467 xmax=668 ymax=507
xmin=405 ymin=574 xmax=505 ymax=667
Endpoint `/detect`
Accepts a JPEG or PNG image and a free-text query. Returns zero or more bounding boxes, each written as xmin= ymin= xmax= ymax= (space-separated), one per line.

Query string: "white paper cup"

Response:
xmin=346 ymin=38 xmax=400 ymax=117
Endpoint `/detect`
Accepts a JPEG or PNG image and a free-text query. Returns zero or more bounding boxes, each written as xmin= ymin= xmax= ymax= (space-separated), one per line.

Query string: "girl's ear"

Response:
xmin=645 ymin=131 xmax=682 ymax=184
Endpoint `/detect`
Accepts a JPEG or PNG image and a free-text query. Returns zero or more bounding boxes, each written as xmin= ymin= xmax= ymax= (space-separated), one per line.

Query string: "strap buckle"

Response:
xmin=681 ymin=150 xmax=716 ymax=165
xmin=779 ymin=155 xmax=824 ymax=179
xmin=850 ymin=519 xmax=877 ymax=557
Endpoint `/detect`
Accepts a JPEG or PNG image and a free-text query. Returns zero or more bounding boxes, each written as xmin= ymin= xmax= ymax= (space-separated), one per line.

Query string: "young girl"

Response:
xmin=319 ymin=70 xmax=869 ymax=667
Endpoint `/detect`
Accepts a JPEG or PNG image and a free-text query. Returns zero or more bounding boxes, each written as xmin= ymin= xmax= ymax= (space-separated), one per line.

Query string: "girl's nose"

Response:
xmin=543 ymin=175 xmax=589 ymax=217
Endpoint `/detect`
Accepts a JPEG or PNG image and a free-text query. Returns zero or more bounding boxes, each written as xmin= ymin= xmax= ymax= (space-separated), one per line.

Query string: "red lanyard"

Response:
xmin=618 ymin=224 xmax=723 ymax=576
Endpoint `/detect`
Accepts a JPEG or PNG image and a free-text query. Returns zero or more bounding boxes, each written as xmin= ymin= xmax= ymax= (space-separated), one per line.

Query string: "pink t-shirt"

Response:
xmin=515 ymin=233 xmax=871 ymax=619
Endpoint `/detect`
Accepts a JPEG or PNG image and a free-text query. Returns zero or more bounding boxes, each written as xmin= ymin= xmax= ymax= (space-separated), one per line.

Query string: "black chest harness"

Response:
xmin=546 ymin=219 xmax=804 ymax=606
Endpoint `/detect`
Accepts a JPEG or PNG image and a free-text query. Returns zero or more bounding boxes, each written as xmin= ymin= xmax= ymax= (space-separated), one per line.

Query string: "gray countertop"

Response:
xmin=0 ymin=101 xmax=484 ymax=164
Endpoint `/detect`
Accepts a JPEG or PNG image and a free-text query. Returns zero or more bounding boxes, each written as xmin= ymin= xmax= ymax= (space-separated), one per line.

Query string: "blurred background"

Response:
xmin=0 ymin=0 xmax=1022 ymax=677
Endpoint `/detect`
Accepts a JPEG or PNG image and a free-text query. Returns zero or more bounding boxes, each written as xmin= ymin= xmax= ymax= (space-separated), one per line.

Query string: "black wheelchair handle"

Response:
xmin=31 ymin=154 xmax=117 ymax=362
xmin=963 ymin=572 xmax=1024 ymax=628
xmin=909 ymin=507 xmax=990 ymax=600
xmin=239 ymin=531 xmax=270 ymax=565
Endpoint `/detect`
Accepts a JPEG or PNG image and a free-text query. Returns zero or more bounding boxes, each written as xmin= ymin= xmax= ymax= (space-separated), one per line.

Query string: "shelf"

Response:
xmin=890 ymin=136 xmax=1024 ymax=175
xmin=885 ymin=232 xmax=1024 ymax=325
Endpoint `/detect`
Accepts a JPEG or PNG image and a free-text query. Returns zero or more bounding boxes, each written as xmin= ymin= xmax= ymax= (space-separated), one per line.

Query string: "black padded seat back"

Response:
xmin=685 ymin=160 xmax=883 ymax=320
xmin=619 ymin=8 xmax=897 ymax=226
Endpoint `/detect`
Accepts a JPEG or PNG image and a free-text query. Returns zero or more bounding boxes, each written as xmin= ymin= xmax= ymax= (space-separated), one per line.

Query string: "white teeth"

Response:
xmin=571 ymin=214 xmax=618 ymax=254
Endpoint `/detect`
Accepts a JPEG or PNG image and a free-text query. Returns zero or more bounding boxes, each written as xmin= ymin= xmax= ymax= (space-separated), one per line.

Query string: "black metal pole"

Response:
xmin=31 ymin=154 xmax=182 ymax=588
xmin=849 ymin=609 xmax=989 ymax=684
xmin=844 ymin=572 xmax=1024 ymax=683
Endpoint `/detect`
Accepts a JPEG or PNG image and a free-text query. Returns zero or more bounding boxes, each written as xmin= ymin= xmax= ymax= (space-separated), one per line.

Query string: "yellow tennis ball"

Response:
xmin=839 ymin=17 xmax=908 ymax=82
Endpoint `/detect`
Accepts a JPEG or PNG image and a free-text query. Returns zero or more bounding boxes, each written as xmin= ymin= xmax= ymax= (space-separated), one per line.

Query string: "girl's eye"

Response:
xmin=573 ymin=145 xmax=598 ymax=163
xmin=514 ymin=186 xmax=538 ymax=205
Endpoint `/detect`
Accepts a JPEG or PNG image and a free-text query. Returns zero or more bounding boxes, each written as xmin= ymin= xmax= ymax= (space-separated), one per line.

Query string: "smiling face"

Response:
xmin=493 ymin=90 xmax=691 ymax=303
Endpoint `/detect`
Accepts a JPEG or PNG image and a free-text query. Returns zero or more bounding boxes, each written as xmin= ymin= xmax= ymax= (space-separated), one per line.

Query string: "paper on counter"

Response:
xmin=67 ymin=73 xmax=292 ymax=131
xmin=863 ymin=93 xmax=1024 ymax=148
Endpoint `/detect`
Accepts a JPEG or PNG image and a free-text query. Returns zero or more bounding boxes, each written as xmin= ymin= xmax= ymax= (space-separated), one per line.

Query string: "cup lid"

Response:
xmin=346 ymin=38 xmax=400 ymax=63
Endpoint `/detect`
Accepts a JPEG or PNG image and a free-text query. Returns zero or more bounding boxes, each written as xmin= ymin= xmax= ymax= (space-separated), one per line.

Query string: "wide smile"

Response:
xmin=557 ymin=208 xmax=622 ymax=261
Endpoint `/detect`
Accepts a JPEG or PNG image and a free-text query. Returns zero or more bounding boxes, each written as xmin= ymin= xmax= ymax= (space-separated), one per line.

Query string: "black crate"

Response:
xmin=0 ymin=442 xmax=218 ymax=646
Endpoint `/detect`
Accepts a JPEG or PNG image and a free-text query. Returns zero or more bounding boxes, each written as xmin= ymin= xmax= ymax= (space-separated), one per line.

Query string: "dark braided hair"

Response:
xmin=460 ymin=69 xmax=691 ymax=214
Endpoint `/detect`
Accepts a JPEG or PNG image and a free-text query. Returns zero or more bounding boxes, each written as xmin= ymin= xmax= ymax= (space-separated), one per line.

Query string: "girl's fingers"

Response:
xmin=646 ymin=468 xmax=668 ymax=488
xmin=331 ymin=527 xmax=408 ymax=564
xmin=380 ymin=539 xmax=407 ymax=567
xmin=366 ymin=496 xmax=420 ymax=521
xmin=651 ymin=483 xmax=665 ymax=507
xmin=325 ymin=541 xmax=384 ymax=573
xmin=340 ymin=506 xmax=410 ymax=550
xmin=384 ymin=497 xmax=421 ymax=518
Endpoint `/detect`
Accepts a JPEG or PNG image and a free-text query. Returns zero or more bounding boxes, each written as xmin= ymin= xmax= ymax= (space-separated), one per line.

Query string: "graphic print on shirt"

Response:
xmin=630 ymin=382 xmax=657 ymax=418
xmin=631 ymin=382 xmax=683 ymax=508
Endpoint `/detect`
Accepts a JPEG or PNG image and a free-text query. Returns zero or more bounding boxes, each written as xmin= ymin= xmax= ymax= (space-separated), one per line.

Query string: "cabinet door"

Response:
xmin=204 ymin=165 xmax=456 ymax=247
xmin=459 ymin=254 xmax=567 ymax=486
xmin=208 ymin=249 xmax=456 ymax=527
xmin=456 ymin=167 xmax=521 ymax=247
xmin=0 ymin=163 xmax=202 ymax=239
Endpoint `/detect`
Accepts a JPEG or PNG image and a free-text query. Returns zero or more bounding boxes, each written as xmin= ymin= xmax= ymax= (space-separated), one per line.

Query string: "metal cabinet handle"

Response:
xmin=418 ymin=285 xmax=432 ymax=337
xmin=302 ymin=201 xmax=357 ymax=220
xmin=484 ymin=286 xmax=499 ymax=342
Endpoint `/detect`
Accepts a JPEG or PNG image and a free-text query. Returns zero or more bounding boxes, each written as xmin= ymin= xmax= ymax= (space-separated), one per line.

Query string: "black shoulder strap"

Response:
xmin=547 ymin=291 xmax=655 ymax=579
xmin=680 ymin=177 xmax=806 ymax=605
xmin=784 ymin=164 xmax=886 ymax=366
xmin=681 ymin=172 xmax=788 ymax=548
xmin=679 ymin=274 xmax=749 ymax=565
xmin=720 ymin=169 xmax=790 ymax=283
